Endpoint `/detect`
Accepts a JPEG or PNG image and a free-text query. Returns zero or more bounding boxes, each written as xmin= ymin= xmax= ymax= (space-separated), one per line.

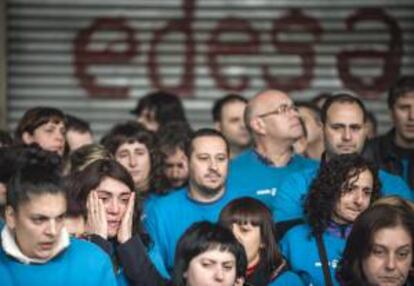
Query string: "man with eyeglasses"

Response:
xmin=273 ymin=92 xmax=413 ymax=237
xmin=227 ymin=89 xmax=318 ymax=216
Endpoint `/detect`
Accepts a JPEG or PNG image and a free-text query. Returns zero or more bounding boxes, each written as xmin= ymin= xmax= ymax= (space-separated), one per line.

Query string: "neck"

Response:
xmin=229 ymin=144 xmax=246 ymax=159
xmin=255 ymin=140 xmax=294 ymax=167
xmin=305 ymin=139 xmax=325 ymax=160
xmin=394 ymin=133 xmax=414 ymax=149
xmin=188 ymin=184 xmax=225 ymax=203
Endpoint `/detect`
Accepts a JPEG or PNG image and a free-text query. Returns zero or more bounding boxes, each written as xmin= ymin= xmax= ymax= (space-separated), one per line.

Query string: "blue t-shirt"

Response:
xmin=0 ymin=238 xmax=117 ymax=286
xmin=228 ymin=148 xmax=318 ymax=219
xmin=144 ymin=184 xmax=244 ymax=275
xmin=280 ymin=224 xmax=345 ymax=286
xmin=274 ymin=164 xmax=414 ymax=222
xmin=270 ymin=270 xmax=305 ymax=286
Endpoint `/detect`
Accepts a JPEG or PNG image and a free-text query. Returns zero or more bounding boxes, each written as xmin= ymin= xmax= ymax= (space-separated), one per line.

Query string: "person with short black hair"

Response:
xmin=145 ymin=128 xmax=245 ymax=275
xmin=157 ymin=121 xmax=193 ymax=190
xmin=363 ymin=76 xmax=414 ymax=190
xmin=337 ymin=203 xmax=414 ymax=286
xmin=212 ymin=94 xmax=250 ymax=158
xmin=295 ymin=101 xmax=324 ymax=159
xmin=130 ymin=91 xmax=188 ymax=132
xmin=172 ymin=221 xmax=247 ymax=286
xmin=0 ymin=150 xmax=117 ymax=286
xmin=280 ymin=154 xmax=381 ymax=286
xmin=15 ymin=106 xmax=67 ymax=156
xmin=65 ymin=114 xmax=93 ymax=151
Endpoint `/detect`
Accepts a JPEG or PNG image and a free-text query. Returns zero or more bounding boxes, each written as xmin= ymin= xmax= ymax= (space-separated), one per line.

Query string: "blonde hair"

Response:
xmin=67 ymin=144 xmax=113 ymax=173
xmin=372 ymin=195 xmax=414 ymax=212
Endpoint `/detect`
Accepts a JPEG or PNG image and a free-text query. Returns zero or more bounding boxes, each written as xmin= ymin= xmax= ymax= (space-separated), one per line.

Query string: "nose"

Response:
xmin=353 ymin=191 xmax=364 ymax=206
xmin=129 ymin=155 xmax=137 ymax=167
xmin=214 ymin=267 xmax=225 ymax=282
xmin=209 ymin=159 xmax=219 ymax=171
xmin=107 ymin=198 xmax=120 ymax=214
xmin=55 ymin=130 xmax=64 ymax=143
xmin=385 ymin=254 xmax=397 ymax=271
xmin=409 ymin=106 xmax=414 ymax=120
xmin=342 ymin=128 xmax=352 ymax=141
xmin=46 ymin=219 xmax=57 ymax=236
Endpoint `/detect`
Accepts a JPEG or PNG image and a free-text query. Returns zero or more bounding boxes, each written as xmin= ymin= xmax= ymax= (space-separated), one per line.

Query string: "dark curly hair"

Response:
xmin=100 ymin=121 xmax=168 ymax=194
xmin=304 ymin=154 xmax=381 ymax=235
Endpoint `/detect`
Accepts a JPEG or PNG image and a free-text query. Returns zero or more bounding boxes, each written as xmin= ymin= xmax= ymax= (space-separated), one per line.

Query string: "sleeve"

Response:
xmin=88 ymin=234 xmax=114 ymax=258
xmin=117 ymin=235 xmax=168 ymax=286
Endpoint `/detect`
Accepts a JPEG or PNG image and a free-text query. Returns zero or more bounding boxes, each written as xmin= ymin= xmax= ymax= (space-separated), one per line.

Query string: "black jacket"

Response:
xmin=363 ymin=129 xmax=414 ymax=189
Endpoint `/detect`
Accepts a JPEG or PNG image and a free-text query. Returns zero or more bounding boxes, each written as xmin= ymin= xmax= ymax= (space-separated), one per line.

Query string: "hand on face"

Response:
xmin=117 ymin=192 xmax=135 ymax=244
xmin=86 ymin=191 xmax=108 ymax=239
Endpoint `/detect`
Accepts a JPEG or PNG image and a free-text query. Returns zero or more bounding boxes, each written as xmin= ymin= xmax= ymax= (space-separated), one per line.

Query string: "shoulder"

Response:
xmin=68 ymin=238 xmax=113 ymax=263
xmin=230 ymin=149 xmax=255 ymax=166
xmin=281 ymin=224 xmax=311 ymax=243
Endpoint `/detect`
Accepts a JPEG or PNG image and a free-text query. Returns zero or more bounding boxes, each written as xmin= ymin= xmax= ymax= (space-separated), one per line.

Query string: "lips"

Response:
xmin=107 ymin=221 xmax=120 ymax=229
xmin=39 ymin=241 xmax=55 ymax=250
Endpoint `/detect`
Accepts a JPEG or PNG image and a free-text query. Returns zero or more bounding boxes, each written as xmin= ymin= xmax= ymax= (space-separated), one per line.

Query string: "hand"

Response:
xmin=86 ymin=191 xmax=108 ymax=239
xmin=117 ymin=192 xmax=135 ymax=243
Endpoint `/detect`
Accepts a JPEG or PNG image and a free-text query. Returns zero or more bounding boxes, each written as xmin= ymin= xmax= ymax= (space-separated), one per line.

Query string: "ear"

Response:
xmin=250 ymin=117 xmax=266 ymax=135
xmin=22 ymin=131 xmax=34 ymax=144
xmin=5 ymin=206 xmax=17 ymax=230
xmin=214 ymin=121 xmax=221 ymax=131
xmin=183 ymin=271 xmax=188 ymax=278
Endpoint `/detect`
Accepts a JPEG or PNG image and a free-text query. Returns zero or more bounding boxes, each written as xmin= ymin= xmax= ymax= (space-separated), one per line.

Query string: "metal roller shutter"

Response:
xmin=6 ymin=0 xmax=414 ymax=137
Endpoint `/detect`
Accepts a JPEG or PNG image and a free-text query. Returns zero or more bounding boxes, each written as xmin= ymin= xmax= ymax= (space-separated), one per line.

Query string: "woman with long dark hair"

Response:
xmin=280 ymin=154 xmax=381 ymax=285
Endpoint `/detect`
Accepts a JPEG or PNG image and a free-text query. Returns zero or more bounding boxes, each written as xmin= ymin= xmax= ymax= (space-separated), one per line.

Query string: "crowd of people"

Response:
xmin=0 ymin=76 xmax=413 ymax=286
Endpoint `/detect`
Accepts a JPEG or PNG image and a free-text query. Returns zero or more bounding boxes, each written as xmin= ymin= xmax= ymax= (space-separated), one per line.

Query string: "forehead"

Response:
xmin=222 ymin=100 xmax=246 ymax=115
xmin=344 ymin=169 xmax=373 ymax=186
xmin=18 ymin=193 xmax=66 ymax=216
xmin=117 ymin=141 xmax=148 ymax=152
xmin=395 ymin=91 xmax=414 ymax=105
xmin=372 ymin=225 xmax=412 ymax=246
xmin=326 ymin=102 xmax=364 ymax=124
xmin=191 ymin=136 xmax=227 ymax=153
xmin=253 ymin=91 xmax=292 ymax=114
xmin=192 ymin=248 xmax=236 ymax=263
xmin=96 ymin=176 xmax=131 ymax=195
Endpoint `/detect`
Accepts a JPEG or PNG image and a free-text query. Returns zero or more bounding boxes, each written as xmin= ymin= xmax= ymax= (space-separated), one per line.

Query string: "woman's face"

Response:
xmin=93 ymin=176 xmax=132 ymax=237
xmin=185 ymin=248 xmax=237 ymax=286
xmin=115 ymin=141 xmax=151 ymax=191
xmin=362 ymin=225 xmax=412 ymax=286
xmin=23 ymin=120 xmax=66 ymax=155
xmin=333 ymin=169 xmax=373 ymax=224
xmin=232 ymin=223 xmax=262 ymax=266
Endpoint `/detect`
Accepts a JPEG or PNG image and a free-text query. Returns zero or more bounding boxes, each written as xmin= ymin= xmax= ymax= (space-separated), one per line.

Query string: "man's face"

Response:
xmin=391 ymin=91 xmax=414 ymax=146
xmin=324 ymin=102 xmax=366 ymax=157
xmin=23 ymin=121 xmax=66 ymax=155
xmin=115 ymin=141 xmax=151 ymax=191
xmin=5 ymin=193 xmax=67 ymax=260
xmin=164 ymin=148 xmax=189 ymax=188
xmin=216 ymin=101 xmax=250 ymax=149
xmin=66 ymin=130 xmax=93 ymax=151
xmin=254 ymin=92 xmax=302 ymax=142
xmin=362 ymin=225 xmax=412 ymax=286
xmin=333 ymin=169 xmax=373 ymax=224
xmin=298 ymin=106 xmax=323 ymax=145
xmin=189 ymin=136 xmax=229 ymax=198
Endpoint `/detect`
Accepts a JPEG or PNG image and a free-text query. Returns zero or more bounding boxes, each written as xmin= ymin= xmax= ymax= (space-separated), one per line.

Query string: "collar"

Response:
xmin=1 ymin=226 xmax=70 ymax=264
xmin=253 ymin=149 xmax=295 ymax=167
xmin=326 ymin=221 xmax=352 ymax=239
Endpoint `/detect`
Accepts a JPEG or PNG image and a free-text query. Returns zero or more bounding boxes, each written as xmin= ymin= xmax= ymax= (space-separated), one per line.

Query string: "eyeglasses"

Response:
xmin=257 ymin=104 xmax=299 ymax=118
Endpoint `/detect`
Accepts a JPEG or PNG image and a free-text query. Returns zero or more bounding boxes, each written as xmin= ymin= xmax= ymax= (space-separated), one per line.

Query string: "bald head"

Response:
xmin=244 ymin=90 xmax=291 ymax=130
